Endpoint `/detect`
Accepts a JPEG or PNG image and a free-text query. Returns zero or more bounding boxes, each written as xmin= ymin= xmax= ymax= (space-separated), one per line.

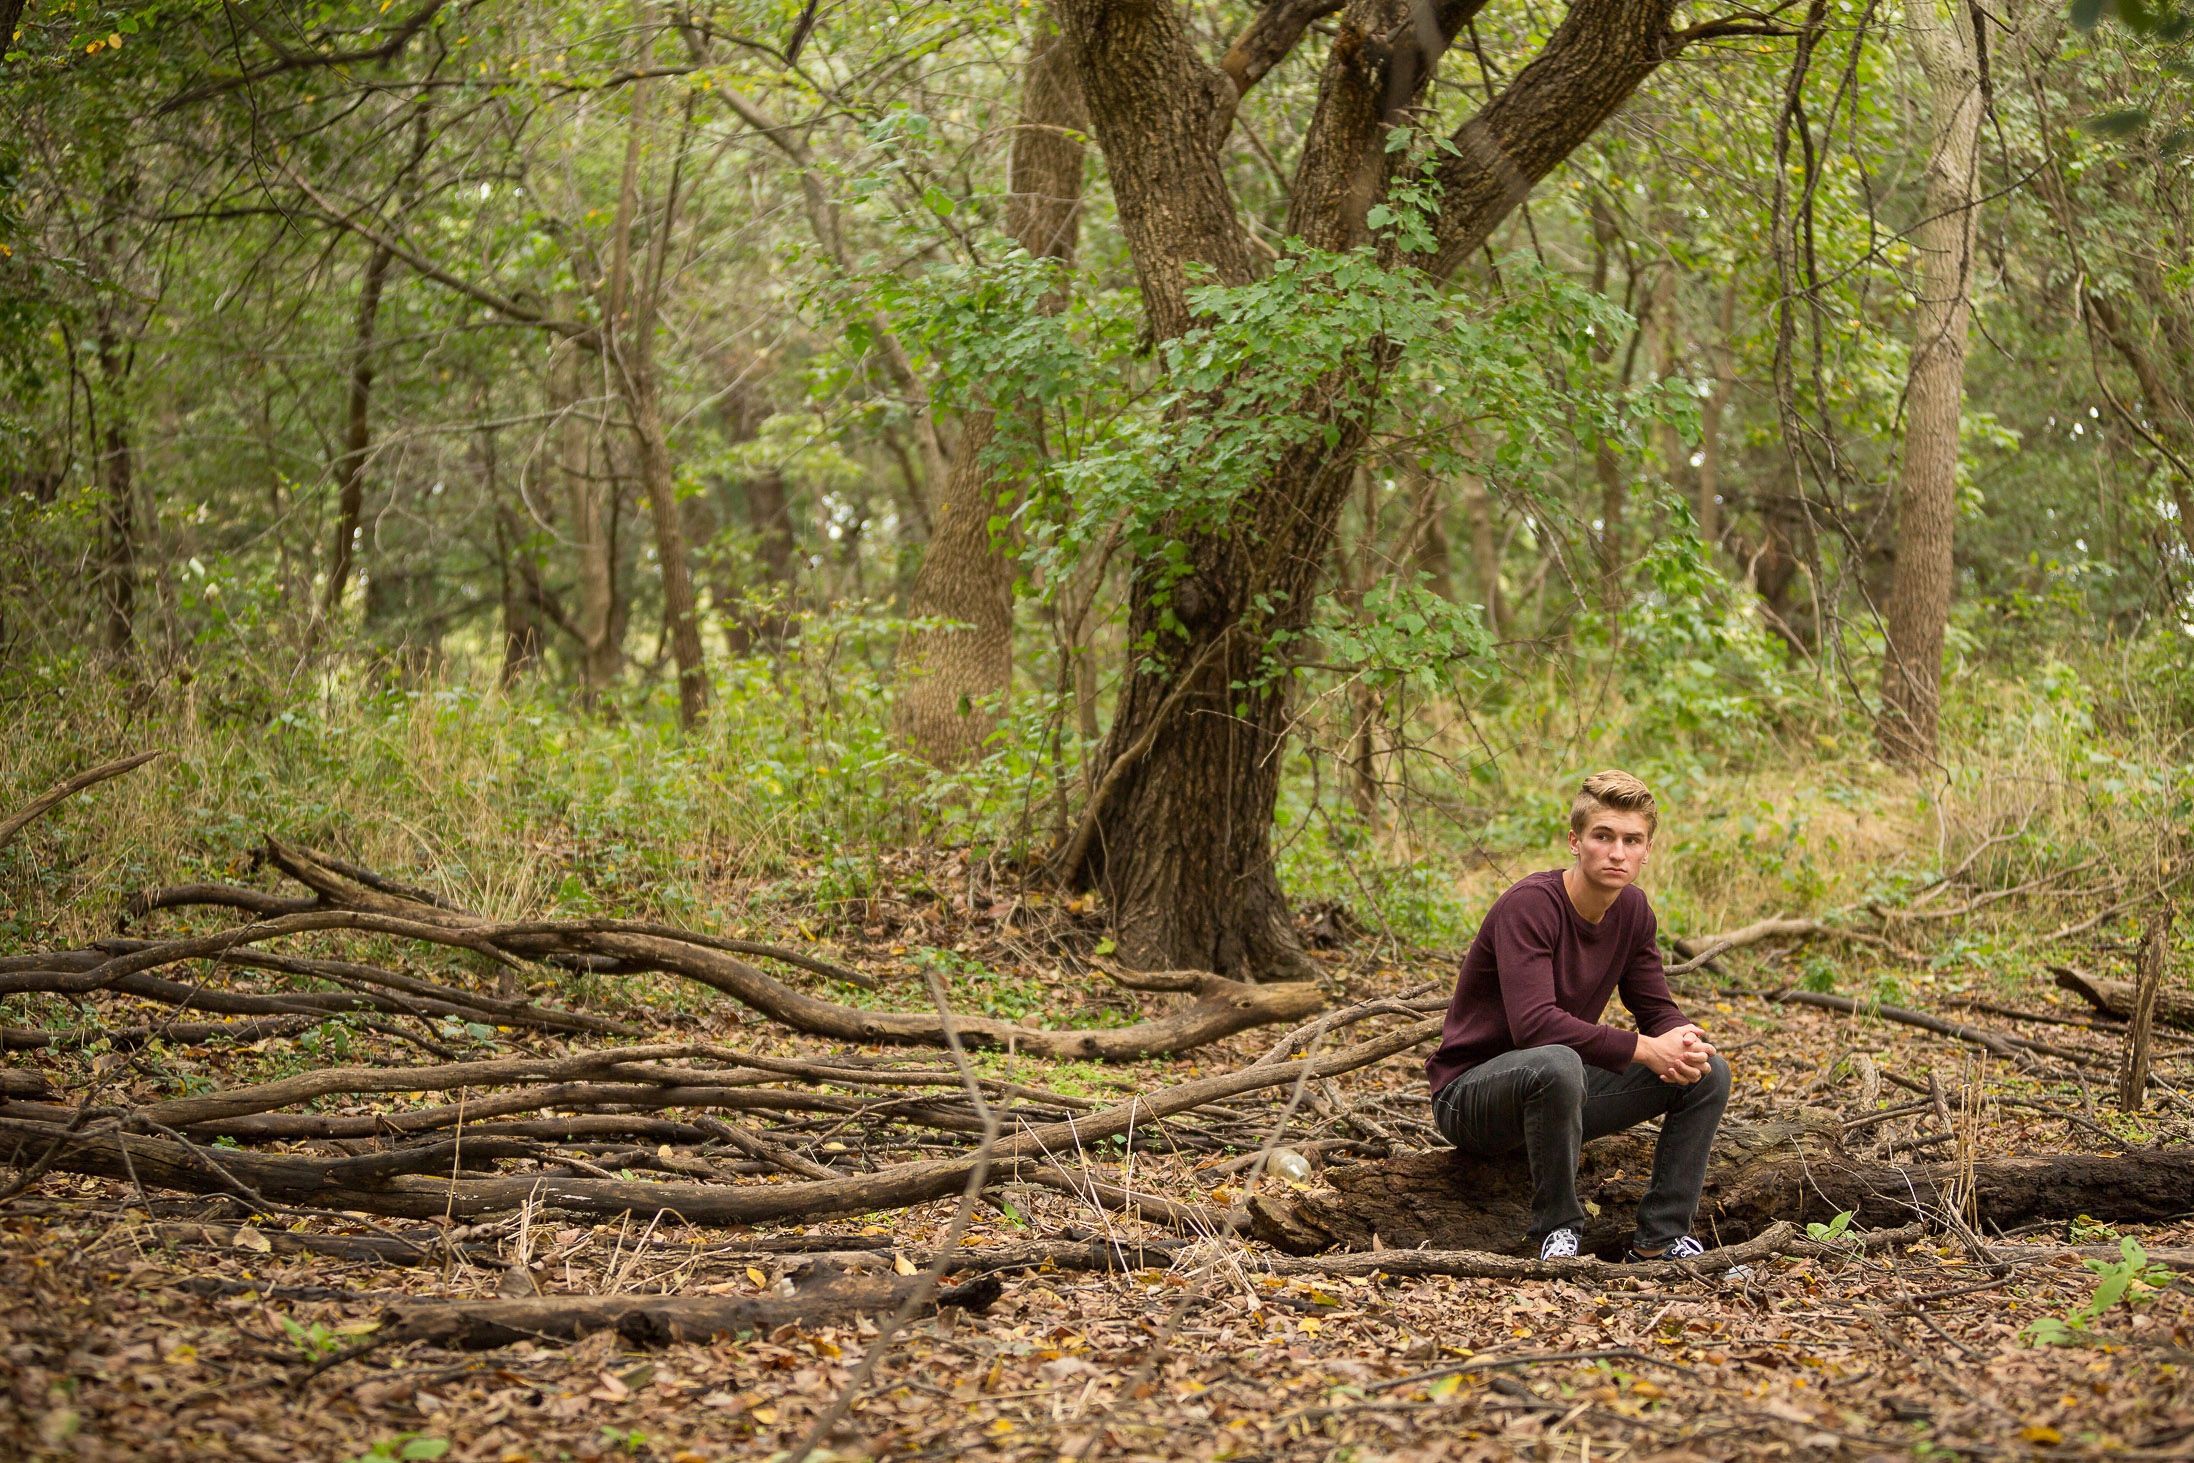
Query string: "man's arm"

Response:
xmin=1621 ymin=909 xmax=1714 ymax=1081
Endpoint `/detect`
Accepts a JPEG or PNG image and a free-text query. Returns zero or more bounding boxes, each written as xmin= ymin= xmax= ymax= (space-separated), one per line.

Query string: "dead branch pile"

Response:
xmin=2 ymin=836 xmax=1323 ymax=1061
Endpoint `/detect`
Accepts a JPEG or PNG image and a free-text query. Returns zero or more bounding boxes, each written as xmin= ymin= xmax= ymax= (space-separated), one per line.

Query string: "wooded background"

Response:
xmin=1 ymin=0 xmax=2189 ymax=970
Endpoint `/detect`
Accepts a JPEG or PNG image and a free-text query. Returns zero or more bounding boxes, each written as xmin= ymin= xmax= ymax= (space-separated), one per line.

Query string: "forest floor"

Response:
xmin=3 ymin=856 xmax=2192 ymax=1463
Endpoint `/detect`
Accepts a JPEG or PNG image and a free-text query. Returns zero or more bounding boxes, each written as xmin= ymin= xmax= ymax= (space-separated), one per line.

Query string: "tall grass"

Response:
xmin=3 ymin=614 xmax=2187 ymax=1002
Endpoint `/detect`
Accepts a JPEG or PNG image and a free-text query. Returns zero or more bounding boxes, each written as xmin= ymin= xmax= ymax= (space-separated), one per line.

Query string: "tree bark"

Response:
xmin=895 ymin=19 xmax=1088 ymax=764
xmin=605 ymin=64 xmax=708 ymax=727
xmin=1879 ymin=0 xmax=1984 ymax=766
xmin=94 ymin=327 xmax=134 ymax=657
xmin=552 ymin=340 xmax=623 ymax=695
xmin=1053 ymin=0 xmax=1697 ymax=977
xmin=1697 ymin=272 xmax=1739 ymax=547
xmin=1406 ymin=462 xmax=1455 ymax=601
xmin=321 ymin=240 xmax=393 ymax=627
xmin=1460 ymin=470 xmax=1506 ymax=635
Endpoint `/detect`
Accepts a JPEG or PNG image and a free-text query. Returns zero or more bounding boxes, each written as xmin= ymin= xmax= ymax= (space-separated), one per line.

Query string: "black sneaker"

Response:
xmin=1539 ymin=1228 xmax=1581 ymax=1261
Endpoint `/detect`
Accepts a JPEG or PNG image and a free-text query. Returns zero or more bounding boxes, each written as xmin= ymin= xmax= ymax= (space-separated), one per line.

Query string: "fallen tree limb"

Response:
xmin=1015 ymin=1163 xmax=1247 ymax=1234
xmin=259 ymin=837 xmax=1328 ymax=1058
xmin=1247 ymin=1219 xmax=1919 ymax=1283
xmin=2053 ymin=964 xmax=2194 ymax=1033
xmin=1 ymin=1016 xmax=1443 ymax=1223
xmin=126 ymin=883 xmax=319 ymax=919
xmin=377 ymin=1272 xmax=1005 ymax=1350
xmin=134 ymin=1043 xmax=723 ymax=1127
xmin=131 ymin=882 xmax=880 ymax=993
xmin=1771 ymin=989 xmax=2109 ymax=1068
xmin=1670 ymin=917 xmax=1912 ymax=975
xmin=1245 ymin=1112 xmax=2194 ymax=1255
xmin=0 ymin=750 xmax=164 ymax=854
xmin=5 ymin=944 xmax=637 ymax=1037
xmin=2 ymin=1016 xmax=325 ymax=1051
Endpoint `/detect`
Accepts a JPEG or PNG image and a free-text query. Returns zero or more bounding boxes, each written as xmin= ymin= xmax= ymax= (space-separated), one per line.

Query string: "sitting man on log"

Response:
xmin=1427 ymin=769 xmax=1731 ymax=1263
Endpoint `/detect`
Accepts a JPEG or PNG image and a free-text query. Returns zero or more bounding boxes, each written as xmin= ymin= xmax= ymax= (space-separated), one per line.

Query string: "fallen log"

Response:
xmin=2055 ymin=964 xmax=2194 ymax=1033
xmin=1245 ymin=1111 xmax=2194 ymax=1256
xmin=377 ymin=1272 xmax=1004 ymax=1350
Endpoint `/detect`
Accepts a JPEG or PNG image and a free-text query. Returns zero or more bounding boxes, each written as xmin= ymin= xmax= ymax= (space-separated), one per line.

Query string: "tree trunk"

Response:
xmin=1696 ymin=272 xmax=1739 ymax=547
xmin=1054 ymin=0 xmax=1702 ymax=975
xmin=1879 ymin=0 xmax=1983 ymax=766
xmin=94 ymin=327 xmax=134 ymax=657
xmin=322 ymin=240 xmax=394 ymax=627
xmin=1406 ymin=463 xmax=1455 ymax=602
xmin=740 ymin=464 xmax=800 ymax=645
xmin=555 ymin=341 xmax=623 ymax=695
xmin=894 ymin=19 xmax=1088 ymax=764
xmin=1648 ymin=249 xmax=1691 ymax=498
xmin=605 ymin=65 xmax=708 ymax=727
xmin=1460 ymin=471 xmax=1506 ymax=635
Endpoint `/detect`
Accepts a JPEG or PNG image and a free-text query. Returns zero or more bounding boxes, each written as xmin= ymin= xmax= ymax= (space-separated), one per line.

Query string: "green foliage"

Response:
xmin=276 ymin=1315 xmax=348 ymax=1361
xmin=1805 ymin=1210 xmax=1855 ymax=1244
xmin=2022 ymin=1236 xmax=2178 ymax=1344
xmin=347 ymin=1436 xmax=448 ymax=1463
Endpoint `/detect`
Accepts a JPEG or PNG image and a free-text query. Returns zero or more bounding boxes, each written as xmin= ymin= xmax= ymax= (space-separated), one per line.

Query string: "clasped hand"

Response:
xmin=1637 ymin=1025 xmax=1717 ymax=1085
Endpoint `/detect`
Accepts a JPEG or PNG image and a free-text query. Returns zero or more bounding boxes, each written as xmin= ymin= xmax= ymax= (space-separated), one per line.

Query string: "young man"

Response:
xmin=1426 ymin=770 xmax=1732 ymax=1263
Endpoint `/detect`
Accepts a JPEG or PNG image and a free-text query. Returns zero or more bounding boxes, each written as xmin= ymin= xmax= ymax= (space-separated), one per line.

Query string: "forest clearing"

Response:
xmin=3 ymin=0 xmax=2193 ymax=1459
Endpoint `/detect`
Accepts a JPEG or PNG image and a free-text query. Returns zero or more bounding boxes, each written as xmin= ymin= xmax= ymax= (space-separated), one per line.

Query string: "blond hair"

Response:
xmin=1570 ymin=769 xmax=1657 ymax=837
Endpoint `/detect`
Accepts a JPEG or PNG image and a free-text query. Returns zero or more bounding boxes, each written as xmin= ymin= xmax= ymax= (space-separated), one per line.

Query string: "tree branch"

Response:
xmin=157 ymin=0 xmax=451 ymax=113
xmin=1426 ymin=0 xmax=1687 ymax=280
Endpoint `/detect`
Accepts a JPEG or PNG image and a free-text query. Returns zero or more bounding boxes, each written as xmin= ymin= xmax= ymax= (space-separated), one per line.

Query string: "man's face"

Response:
xmin=1569 ymin=808 xmax=1653 ymax=891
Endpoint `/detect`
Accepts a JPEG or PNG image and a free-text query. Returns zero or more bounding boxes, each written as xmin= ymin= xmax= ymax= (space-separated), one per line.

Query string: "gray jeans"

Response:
xmin=1431 ymin=1044 xmax=1731 ymax=1249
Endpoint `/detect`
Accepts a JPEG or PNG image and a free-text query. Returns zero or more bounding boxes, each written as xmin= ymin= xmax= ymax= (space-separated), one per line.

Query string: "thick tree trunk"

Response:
xmin=1879 ymin=0 xmax=1983 ymax=766
xmin=321 ymin=241 xmax=393 ymax=626
xmin=895 ymin=22 xmax=1087 ymax=764
xmin=1055 ymin=0 xmax=1694 ymax=975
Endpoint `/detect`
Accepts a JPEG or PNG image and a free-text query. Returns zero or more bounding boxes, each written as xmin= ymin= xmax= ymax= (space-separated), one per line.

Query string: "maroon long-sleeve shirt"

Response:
xmin=1425 ymin=868 xmax=1691 ymax=1096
